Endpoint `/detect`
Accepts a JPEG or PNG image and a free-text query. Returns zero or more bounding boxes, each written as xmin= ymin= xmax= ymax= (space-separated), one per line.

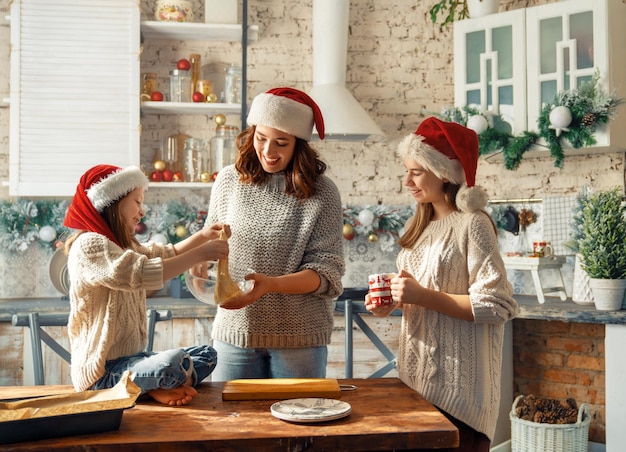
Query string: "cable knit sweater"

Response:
xmin=396 ymin=211 xmax=517 ymax=441
xmin=66 ymin=232 xmax=174 ymax=392
xmin=207 ymin=165 xmax=345 ymax=348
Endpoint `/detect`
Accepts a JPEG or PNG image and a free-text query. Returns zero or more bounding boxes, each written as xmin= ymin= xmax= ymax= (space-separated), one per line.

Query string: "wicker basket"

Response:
xmin=510 ymin=395 xmax=590 ymax=452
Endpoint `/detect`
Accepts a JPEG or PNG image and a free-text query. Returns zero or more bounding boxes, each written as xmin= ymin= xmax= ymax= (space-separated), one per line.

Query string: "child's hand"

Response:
xmin=203 ymin=223 xmax=230 ymax=240
xmin=200 ymin=239 xmax=228 ymax=262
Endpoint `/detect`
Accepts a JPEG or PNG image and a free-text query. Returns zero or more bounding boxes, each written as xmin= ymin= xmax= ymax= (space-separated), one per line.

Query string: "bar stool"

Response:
xmin=12 ymin=309 xmax=172 ymax=385
xmin=335 ymin=287 xmax=400 ymax=378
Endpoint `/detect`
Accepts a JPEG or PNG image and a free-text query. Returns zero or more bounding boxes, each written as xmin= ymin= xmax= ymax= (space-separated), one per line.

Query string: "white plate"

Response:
xmin=49 ymin=249 xmax=70 ymax=296
xmin=270 ymin=398 xmax=351 ymax=423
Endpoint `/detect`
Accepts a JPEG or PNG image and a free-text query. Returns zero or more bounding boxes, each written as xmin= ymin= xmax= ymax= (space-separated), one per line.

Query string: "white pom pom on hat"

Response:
xmin=397 ymin=117 xmax=488 ymax=213
xmin=246 ymin=87 xmax=325 ymax=141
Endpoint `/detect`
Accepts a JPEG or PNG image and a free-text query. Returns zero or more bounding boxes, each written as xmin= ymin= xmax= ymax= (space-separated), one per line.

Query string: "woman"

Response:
xmin=206 ymin=87 xmax=345 ymax=380
xmin=365 ymin=117 xmax=518 ymax=451
xmin=64 ymin=164 xmax=229 ymax=406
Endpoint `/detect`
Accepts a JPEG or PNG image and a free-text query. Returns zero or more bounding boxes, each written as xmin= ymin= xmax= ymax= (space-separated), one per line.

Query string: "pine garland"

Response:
xmin=342 ymin=205 xmax=414 ymax=238
xmin=439 ymin=70 xmax=622 ymax=170
xmin=0 ymin=199 xmax=70 ymax=252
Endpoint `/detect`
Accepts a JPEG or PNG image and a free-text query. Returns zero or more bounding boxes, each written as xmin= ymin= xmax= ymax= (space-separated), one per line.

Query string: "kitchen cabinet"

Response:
xmin=454 ymin=0 xmax=626 ymax=153
xmin=8 ymin=0 xmax=258 ymax=196
xmin=454 ymin=8 xmax=527 ymax=135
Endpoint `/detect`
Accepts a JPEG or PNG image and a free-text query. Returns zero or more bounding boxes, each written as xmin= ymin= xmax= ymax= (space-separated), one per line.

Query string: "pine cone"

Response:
xmin=515 ymin=395 xmax=580 ymax=424
xmin=581 ymin=112 xmax=597 ymax=127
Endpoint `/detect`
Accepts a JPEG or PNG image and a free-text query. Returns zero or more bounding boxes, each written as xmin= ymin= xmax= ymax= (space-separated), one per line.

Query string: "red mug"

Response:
xmin=368 ymin=273 xmax=394 ymax=307
xmin=533 ymin=241 xmax=554 ymax=258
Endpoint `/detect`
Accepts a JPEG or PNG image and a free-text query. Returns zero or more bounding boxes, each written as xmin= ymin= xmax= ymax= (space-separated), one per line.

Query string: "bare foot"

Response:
xmin=148 ymin=385 xmax=198 ymax=406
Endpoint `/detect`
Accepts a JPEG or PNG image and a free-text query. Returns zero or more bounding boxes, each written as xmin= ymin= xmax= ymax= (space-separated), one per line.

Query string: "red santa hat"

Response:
xmin=64 ymin=165 xmax=149 ymax=246
xmin=246 ymin=87 xmax=325 ymax=141
xmin=397 ymin=117 xmax=488 ymax=213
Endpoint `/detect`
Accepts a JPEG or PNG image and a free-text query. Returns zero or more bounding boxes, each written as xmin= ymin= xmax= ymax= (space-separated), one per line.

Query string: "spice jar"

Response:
xmin=224 ymin=65 xmax=242 ymax=104
xmin=169 ymin=69 xmax=191 ymax=102
xmin=141 ymin=73 xmax=158 ymax=96
xmin=190 ymin=53 xmax=201 ymax=93
xmin=210 ymin=115 xmax=239 ymax=176
xmin=183 ymin=138 xmax=208 ymax=182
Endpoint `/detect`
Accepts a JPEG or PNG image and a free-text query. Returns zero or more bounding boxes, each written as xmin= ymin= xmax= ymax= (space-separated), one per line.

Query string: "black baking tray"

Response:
xmin=0 ymin=405 xmax=133 ymax=444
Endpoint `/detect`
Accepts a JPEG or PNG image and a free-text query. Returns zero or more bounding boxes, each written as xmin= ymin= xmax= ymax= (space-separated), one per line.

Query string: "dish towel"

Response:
xmin=542 ymin=195 xmax=577 ymax=256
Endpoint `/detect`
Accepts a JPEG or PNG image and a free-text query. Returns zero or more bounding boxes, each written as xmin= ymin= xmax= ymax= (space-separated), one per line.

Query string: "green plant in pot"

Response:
xmin=577 ymin=188 xmax=626 ymax=310
xmin=429 ymin=0 xmax=499 ymax=27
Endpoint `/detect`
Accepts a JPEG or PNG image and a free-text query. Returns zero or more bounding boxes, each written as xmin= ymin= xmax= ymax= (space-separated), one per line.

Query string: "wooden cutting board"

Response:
xmin=222 ymin=378 xmax=341 ymax=401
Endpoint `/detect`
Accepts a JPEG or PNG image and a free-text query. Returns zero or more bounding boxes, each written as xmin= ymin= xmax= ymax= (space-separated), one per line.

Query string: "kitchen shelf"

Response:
xmin=148 ymin=181 xmax=214 ymax=189
xmin=140 ymin=21 xmax=259 ymax=42
xmin=141 ymin=101 xmax=241 ymax=115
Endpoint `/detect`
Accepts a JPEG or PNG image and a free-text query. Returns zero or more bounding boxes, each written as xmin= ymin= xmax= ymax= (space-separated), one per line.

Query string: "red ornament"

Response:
xmin=150 ymin=170 xmax=163 ymax=182
xmin=173 ymin=171 xmax=184 ymax=182
xmin=150 ymin=91 xmax=164 ymax=101
xmin=135 ymin=222 xmax=148 ymax=235
xmin=192 ymin=91 xmax=205 ymax=103
xmin=162 ymin=169 xmax=174 ymax=182
xmin=211 ymin=172 xmax=219 ymax=181
xmin=177 ymin=59 xmax=191 ymax=71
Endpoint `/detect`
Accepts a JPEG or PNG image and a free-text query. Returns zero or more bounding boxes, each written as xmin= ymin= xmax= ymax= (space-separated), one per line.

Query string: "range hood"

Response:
xmin=310 ymin=0 xmax=384 ymax=141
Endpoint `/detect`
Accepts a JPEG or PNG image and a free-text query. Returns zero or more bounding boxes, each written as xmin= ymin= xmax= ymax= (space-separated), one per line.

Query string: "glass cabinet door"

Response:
xmin=525 ymin=0 xmax=607 ymax=133
xmin=454 ymin=9 xmax=526 ymax=135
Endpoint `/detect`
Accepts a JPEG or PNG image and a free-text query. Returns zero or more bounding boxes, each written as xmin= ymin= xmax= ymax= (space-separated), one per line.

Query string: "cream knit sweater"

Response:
xmin=396 ymin=211 xmax=517 ymax=441
xmin=207 ymin=165 xmax=345 ymax=349
xmin=66 ymin=232 xmax=174 ymax=391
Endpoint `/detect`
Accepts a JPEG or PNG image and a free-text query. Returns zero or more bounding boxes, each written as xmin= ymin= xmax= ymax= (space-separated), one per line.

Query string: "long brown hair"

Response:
xmin=64 ymin=198 xmax=138 ymax=254
xmin=234 ymin=126 xmax=327 ymax=200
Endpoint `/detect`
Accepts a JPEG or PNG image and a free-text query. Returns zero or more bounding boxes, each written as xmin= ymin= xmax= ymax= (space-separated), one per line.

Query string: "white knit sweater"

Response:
xmin=396 ymin=211 xmax=517 ymax=440
xmin=207 ymin=165 xmax=345 ymax=348
xmin=66 ymin=232 xmax=174 ymax=391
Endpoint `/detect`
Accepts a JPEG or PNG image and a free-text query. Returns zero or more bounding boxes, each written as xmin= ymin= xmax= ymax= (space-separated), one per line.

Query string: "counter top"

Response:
xmin=515 ymin=295 xmax=626 ymax=324
xmin=2 ymin=295 xmax=626 ymax=325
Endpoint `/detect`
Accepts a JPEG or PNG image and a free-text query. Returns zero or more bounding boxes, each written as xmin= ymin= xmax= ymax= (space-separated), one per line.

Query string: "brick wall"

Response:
xmin=513 ymin=319 xmax=606 ymax=443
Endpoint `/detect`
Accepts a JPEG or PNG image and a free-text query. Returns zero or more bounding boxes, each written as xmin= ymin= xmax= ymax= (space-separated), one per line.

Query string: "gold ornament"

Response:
xmin=175 ymin=225 xmax=188 ymax=238
xmin=200 ymin=171 xmax=212 ymax=183
xmin=367 ymin=232 xmax=379 ymax=243
xmin=214 ymin=113 xmax=227 ymax=126
xmin=154 ymin=160 xmax=166 ymax=171
xmin=205 ymin=92 xmax=218 ymax=103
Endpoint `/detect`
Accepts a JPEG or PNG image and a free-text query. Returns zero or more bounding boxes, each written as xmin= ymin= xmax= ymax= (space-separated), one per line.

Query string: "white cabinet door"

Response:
xmin=9 ymin=0 xmax=140 ymax=197
xmin=454 ymin=9 xmax=526 ymax=135
xmin=526 ymin=0 xmax=626 ymax=149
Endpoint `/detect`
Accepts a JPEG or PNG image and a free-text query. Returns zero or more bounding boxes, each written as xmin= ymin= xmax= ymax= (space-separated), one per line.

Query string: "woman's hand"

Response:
xmin=391 ymin=269 xmax=422 ymax=306
xmin=364 ymin=292 xmax=400 ymax=317
xmin=218 ymin=272 xmax=268 ymax=310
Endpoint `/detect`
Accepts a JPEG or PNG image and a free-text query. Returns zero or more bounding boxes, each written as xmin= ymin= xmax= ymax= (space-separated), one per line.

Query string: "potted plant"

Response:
xmin=563 ymin=188 xmax=594 ymax=305
xmin=577 ymin=188 xmax=626 ymax=310
xmin=429 ymin=0 xmax=499 ymax=28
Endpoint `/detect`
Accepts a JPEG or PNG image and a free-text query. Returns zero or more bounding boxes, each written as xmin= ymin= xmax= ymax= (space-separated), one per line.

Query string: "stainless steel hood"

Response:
xmin=310 ymin=0 xmax=384 ymax=141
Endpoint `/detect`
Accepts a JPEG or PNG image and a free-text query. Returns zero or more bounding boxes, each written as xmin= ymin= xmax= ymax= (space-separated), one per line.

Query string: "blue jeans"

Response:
xmin=91 ymin=345 xmax=217 ymax=394
xmin=210 ymin=340 xmax=328 ymax=381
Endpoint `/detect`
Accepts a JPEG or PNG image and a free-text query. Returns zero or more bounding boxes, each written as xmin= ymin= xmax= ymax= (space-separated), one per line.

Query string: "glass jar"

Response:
xmin=169 ymin=69 xmax=191 ymax=102
xmin=224 ymin=65 xmax=242 ymax=104
xmin=141 ymin=72 xmax=158 ymax=96
xmin=183 ymin=138 xmax=208 ymax=182
xmin=190 ymin=53 xmax=201 ymax=93
xmin=210 ymin=125 xmax=239 ymax=176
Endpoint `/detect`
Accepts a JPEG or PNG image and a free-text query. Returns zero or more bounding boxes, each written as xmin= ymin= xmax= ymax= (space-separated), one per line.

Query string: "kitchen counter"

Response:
xmin=2 ymin=294 xmax=626 ymax=324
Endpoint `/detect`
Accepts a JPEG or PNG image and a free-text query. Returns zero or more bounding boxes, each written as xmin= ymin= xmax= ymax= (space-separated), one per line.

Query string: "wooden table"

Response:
xmin=1 ymin=378 xmax=459 ymax=451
